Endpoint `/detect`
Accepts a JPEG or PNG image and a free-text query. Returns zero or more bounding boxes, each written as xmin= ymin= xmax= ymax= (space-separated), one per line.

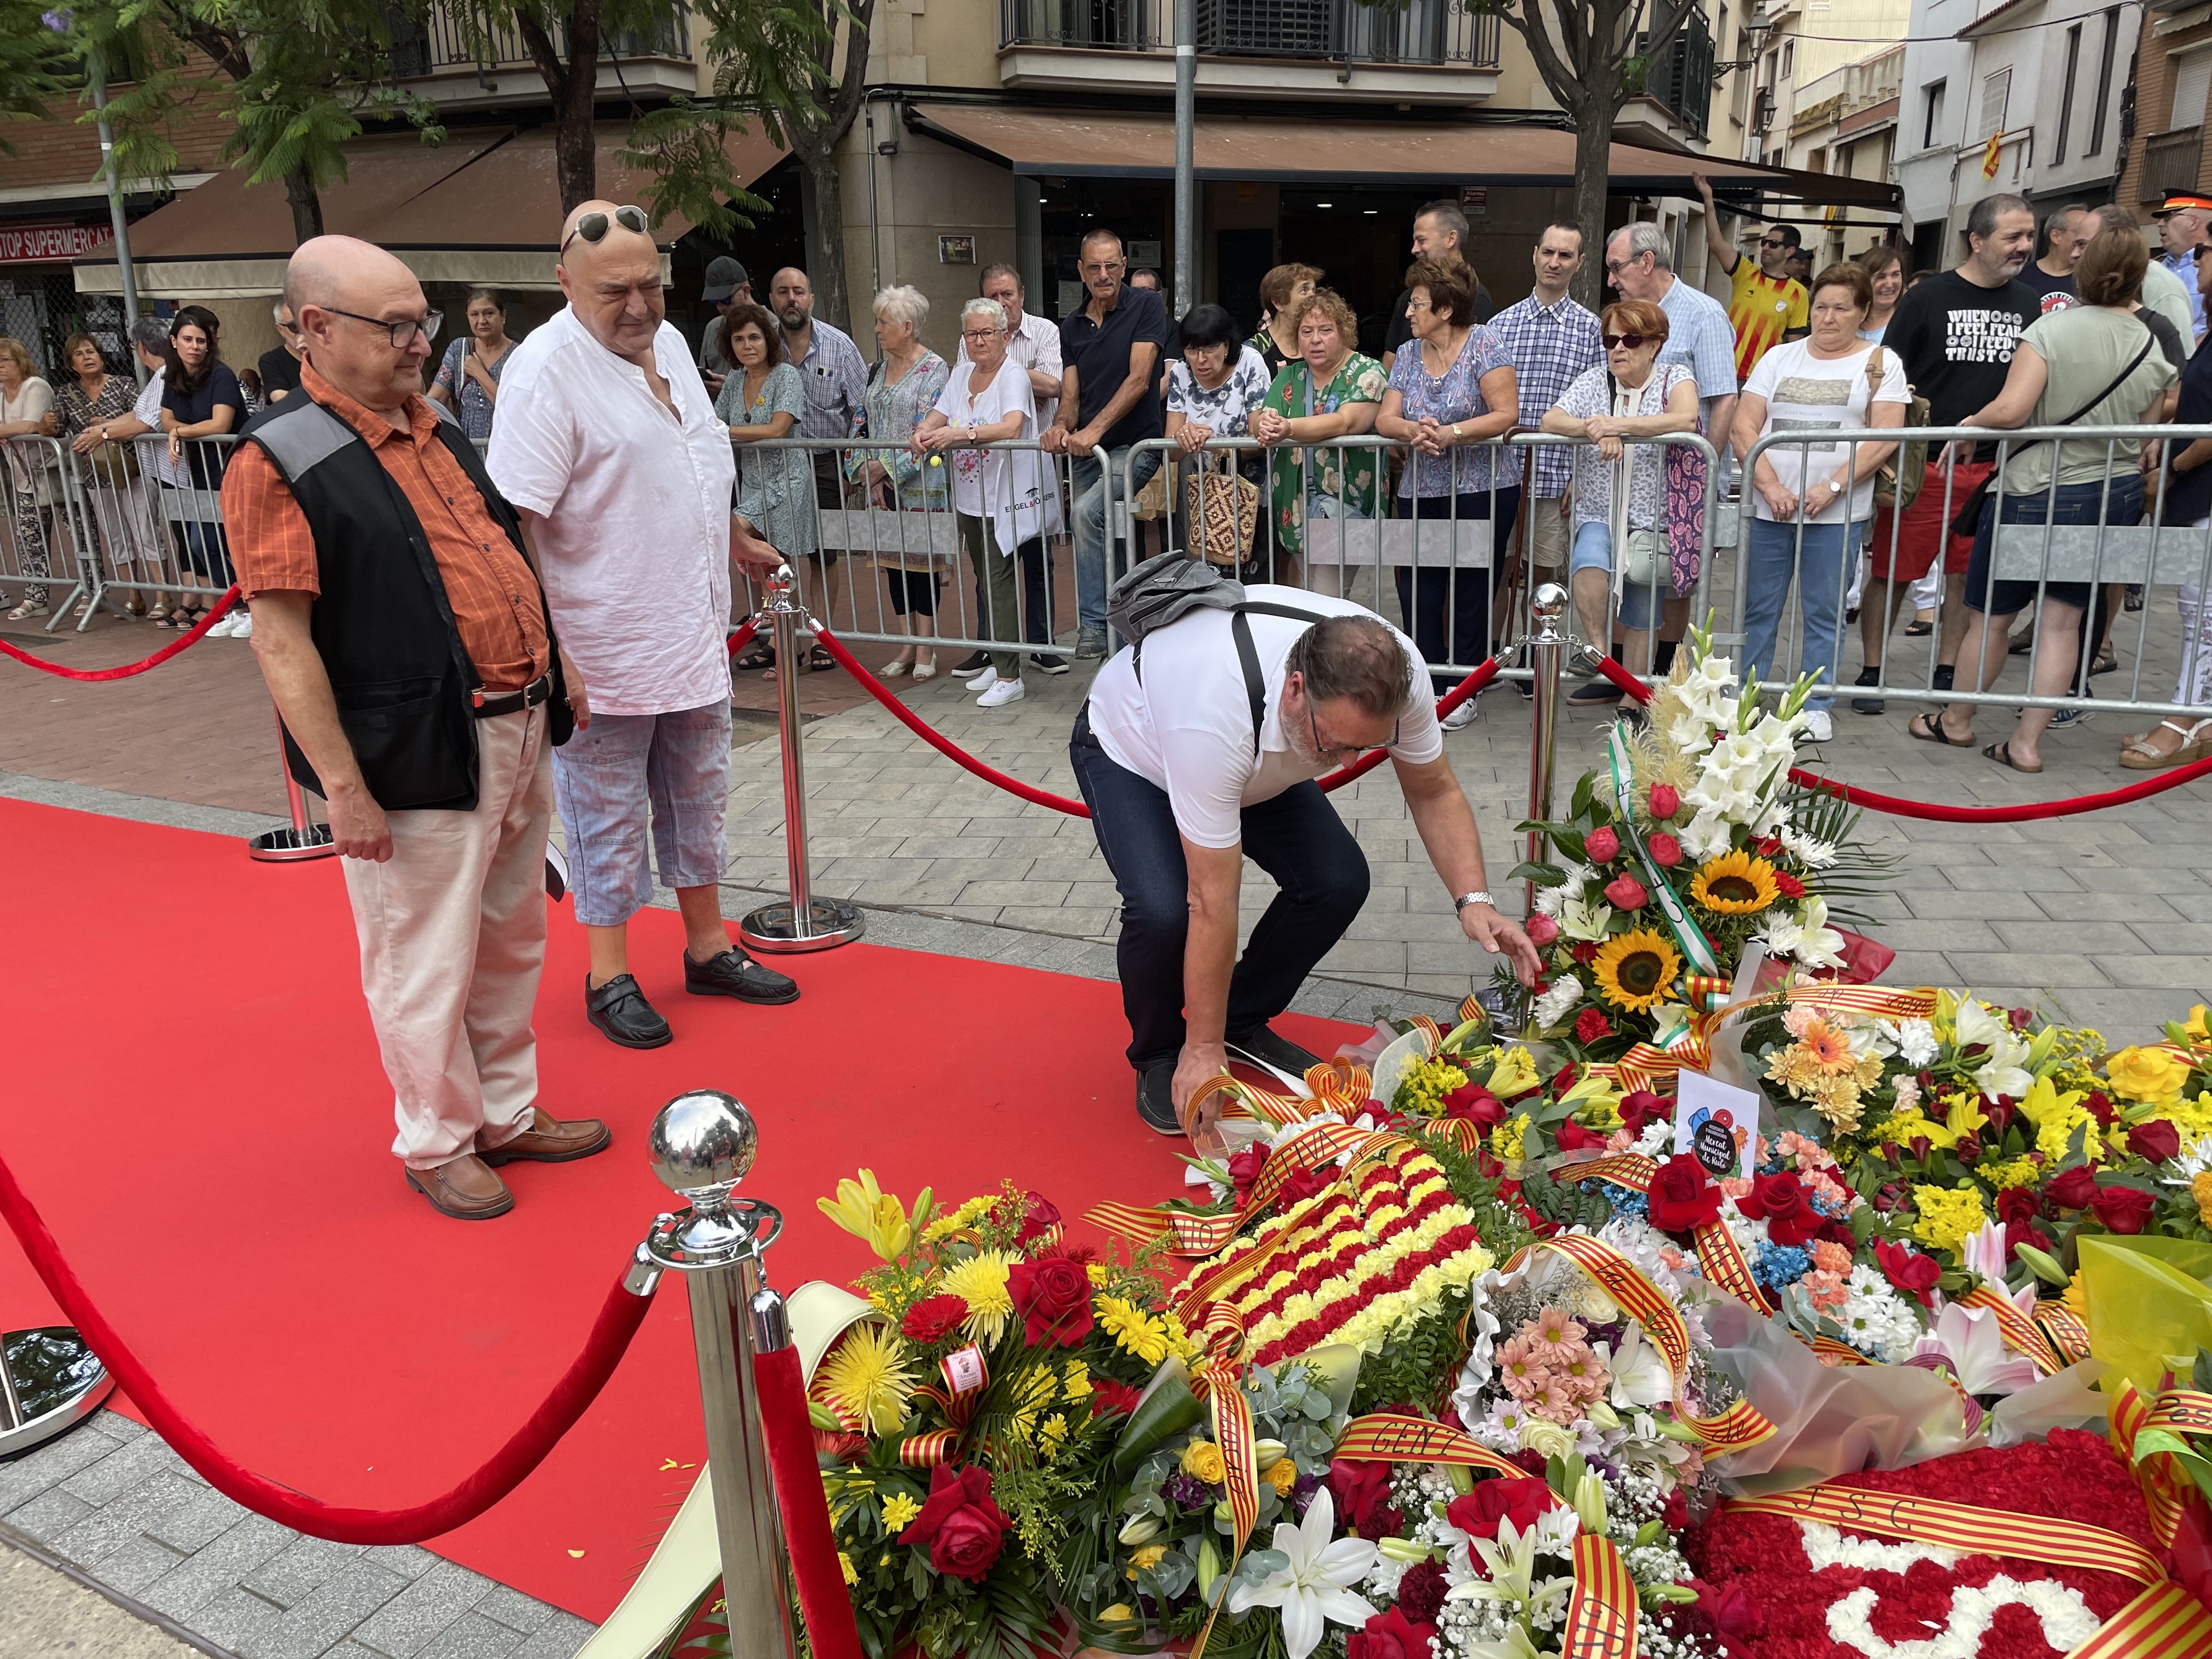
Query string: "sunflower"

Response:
xmin=1591 ymin=928 xmax=1683 ymax=1013
xmin=1688 ymin=849 xmax=1781 ymax=916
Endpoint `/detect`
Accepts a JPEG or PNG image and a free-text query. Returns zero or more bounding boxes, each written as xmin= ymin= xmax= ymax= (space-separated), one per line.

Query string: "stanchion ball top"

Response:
xmin=648 ymin=1088 xmax=757 ymax=1197
xmin=1531 ymin=582 xmax=1569 ymax=623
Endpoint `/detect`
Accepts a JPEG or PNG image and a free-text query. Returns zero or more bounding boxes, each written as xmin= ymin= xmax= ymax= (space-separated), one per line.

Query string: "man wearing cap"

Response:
xmin=2156 ymin=195 xmax=2212 ymax=343
xmin=696 ymin=256 xmax=751 ymax=395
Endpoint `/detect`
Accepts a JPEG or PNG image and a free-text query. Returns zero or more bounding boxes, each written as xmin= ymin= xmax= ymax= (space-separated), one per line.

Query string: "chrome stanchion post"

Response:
xmin=1523 ymin=581 xmax=1570 ymax=920
xmin=739 ymin=563 xmax=863 ymax=953
xmin=247 ymin=707 xmax=336 ymax=862
xmin=0 ymin=1324 xmax=115 ymax=1457
xmin=640 ymin=1090 xmax=798 ymax=1659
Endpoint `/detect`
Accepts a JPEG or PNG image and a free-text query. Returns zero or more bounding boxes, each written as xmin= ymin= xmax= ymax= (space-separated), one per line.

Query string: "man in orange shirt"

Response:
xmin=1694 ymin=173 xmax=1809 ymax=382
xmin=222 ymin=235 xmax=611 ymax=1221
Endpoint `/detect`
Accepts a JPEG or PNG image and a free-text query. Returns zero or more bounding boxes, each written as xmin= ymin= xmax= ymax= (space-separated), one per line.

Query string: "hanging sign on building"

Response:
xmin=0 ymin=223 xmax=106 ymax=266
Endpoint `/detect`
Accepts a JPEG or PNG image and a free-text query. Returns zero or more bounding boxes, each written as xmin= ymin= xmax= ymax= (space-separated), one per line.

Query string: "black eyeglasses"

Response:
xmin=560 ymin=204 xmax=649 ymax=256
xmin=1291 ymin=656 xmax=1398 ymax=759
xmin=1601 ymin=332 xmax=1651 ymax=350
xmin=316 ymin=306 xmax=442 ymax=349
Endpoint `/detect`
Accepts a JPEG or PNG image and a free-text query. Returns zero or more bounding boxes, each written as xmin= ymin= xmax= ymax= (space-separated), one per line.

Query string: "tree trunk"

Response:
xmin=284 ymin=162 xmax=325 ymax=246
xmin=1569 ymin=94 xmax=1616 ymax=314
xmin=798 ymin=141 xmax=851 ymax=335
xmin=516 ymin=4 xmax=602 ymax=215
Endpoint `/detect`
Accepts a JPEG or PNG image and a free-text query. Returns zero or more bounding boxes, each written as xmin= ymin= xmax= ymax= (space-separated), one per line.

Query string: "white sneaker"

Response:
xmin=205 ymin=613 xmax=240 ymax=638
xmin=1802 ymin=709 xmax=1833 ymax=742
xmin=977 ymin=678 xmax=1026 ymax=708
xmin=228 ymin=612 xmax=252 ymax=639
xmin=1440 ymin=699 xmax=1478 ymax=732
xmin=966 ymin=665 xmax=1000 ymax=692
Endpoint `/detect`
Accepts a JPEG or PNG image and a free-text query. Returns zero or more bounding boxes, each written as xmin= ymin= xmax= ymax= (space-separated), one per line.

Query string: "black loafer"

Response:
xmin=585 ymin=973 xmax=672 ymax=1049
xmin=952 ymin=650 xmax=991 ymax=673
xmin=1566 ymin=677 xmax=1623 ymax=707
xmin=1850 ymin=666 xmax=1885 ymax=716
xmin=1136 ymin=1063 xmax=1181 ymax=1136
xmin=1225 ymin=1024 xmax=1325 ymax=1082
xmin=684 ymin=947 xmax=800 ymax=1005
xmin=1029 ymin=652 xmax=1070 ymax=676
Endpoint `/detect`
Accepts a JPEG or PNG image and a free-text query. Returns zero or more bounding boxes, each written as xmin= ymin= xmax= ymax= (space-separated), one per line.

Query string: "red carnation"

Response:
xmin=898 ymin=1464 xmax=1009 ymax=1582
xmin=1088 ymin=1378 xmax=1142 ymax=1420
xmin=901 ymin=1294 xmax=971 ymax=1345
xmin=2046 ymin=1165 xmax=2101 ymax=1210
xmin=1395 ymin=1559 xmax=1448 ymax=1624
xmin=1442 ymin=1082 xmax=1505 ymax=1129
xmin=2128 ymin=1119 xmax=2182 ymax=1164
xmin=1584 ymin=825 xmax=1622 ymax=864
xmin=1647 ymin=832 xmax=1684 ymax=868
xmin=1874 ymin=1238 xmax=1940 ymax=1307
xmin=1754 ymin=835 xmax=1782 ymax=857
xmin=1737 ymin=1170 xmax=1824 ymax=1247
xmin=1015 ymin=1192 xmax=1062 ymax=1245
xmin=1604 ymin=873 xmax=1650 ymax=911
xmin=1773 ymin=871 xmax=1807 ymax=899
xmin=1326 ymin=1459 xmax=1402 ymax=1539
xmin=1347 ymin=1606 xmax=1437 ymax=1659
xmin=1649 ymin=783 xmax=1680 ymax=820
xmin=1647 ymin=1153 xmax=1723 ymax=1233
xmin=1446 ymin=1476 xmax=1564 ymax=1541
xmin=1525 ymin=912 xmax=1561 ymax=946
xmin=1574 ymin=1007 xmax=1614 ymax=1044
xmin=1007 ymin=1255 xmax=1095 ymax=1347
xmin=1555 ymin=1118 xmax=1611 ymax=1152
xmin=2090 ymin=1184 xmax=2158 ymax=1234
xmin=1571 ymin=940 xmax=1601 ymax=963
xmin=1619 ymin=1090 xmax=1671 ymax=1133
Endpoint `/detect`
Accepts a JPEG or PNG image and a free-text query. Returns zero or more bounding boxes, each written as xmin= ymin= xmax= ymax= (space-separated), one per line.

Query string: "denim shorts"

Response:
xmin=1571 ymin=520 xmax=1664 ymax=632
xmin=550 ymin=699 xmax=732 ymax=927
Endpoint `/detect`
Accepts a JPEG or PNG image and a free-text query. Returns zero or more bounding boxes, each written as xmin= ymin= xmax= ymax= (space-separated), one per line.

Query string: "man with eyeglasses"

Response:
xmin=489 ymin=199 xmax=798 ymax=1058
xmin=1692 ymin=175 xmax=1808 ymax=383
xmin=222 ymin=234 xmax=611 ymax=1221
xmin=1072 ymin=588 xmax=1538 ymax=1135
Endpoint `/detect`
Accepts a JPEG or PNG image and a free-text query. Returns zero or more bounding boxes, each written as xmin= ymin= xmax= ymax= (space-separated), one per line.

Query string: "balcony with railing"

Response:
xmin=998 ymin=0 xmax=1503 ymax=98
xmin=2142 ymin=126 xmax=2206 ymax=204
xmin=1636 ymin=16 xmax=1714 ymax=140
xmin=385 ymin=4 xmax=693 ymax=107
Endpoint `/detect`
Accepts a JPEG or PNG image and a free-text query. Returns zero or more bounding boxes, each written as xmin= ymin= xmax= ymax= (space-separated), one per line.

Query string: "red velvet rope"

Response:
xmin=0 ymin=587 xmax=240 ymax=680
xmin=0 ymin=1149 xmax=655 ymax=1544
xmin=1319 ymin=656 xmax=1501 ymax=789
xmin=725 ymin=615 xmax=760 ymax=660
xmin=752 ymin=1342 xmax=864 ymax=1659
xmin=1587 ymin=653 xmax=2212 ymax=823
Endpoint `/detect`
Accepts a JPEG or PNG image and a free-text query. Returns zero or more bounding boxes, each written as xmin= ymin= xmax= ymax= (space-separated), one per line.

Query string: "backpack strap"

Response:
xmin=1233 ymin=601 xmax=1330 ymax=760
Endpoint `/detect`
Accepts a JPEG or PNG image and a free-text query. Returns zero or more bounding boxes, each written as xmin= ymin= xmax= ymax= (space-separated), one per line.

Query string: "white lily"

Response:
xmin=1960 ymin=1218 xmax=2009 ymax=1285
xmin=1557 ymin=891 xmax=1615 ymax=944
xmin=1446 ymin=1517 xmax=1576 ymax=1626
xmin=1761 ymin=896 xmax=1847 ymax=969
xmin=1224 ymin=1487 xmax=1379 ymax=1659
xmin=1911 ymin=1302 xmax=2039 ymax=1397
xmin=1601 ymin=1323 xmax=1674 ymax=1410
xmin=1956 ymin=999 xmax=2036 ymax=1099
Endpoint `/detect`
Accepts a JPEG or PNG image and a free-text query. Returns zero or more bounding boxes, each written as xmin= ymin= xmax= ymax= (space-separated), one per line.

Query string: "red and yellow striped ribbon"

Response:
xmin=1408 ymin=1014 xmax=1445 ymax=1051
xmin=1561 ymin=1533 xmax=1641 ymax=1659
xmin=900 ymin=1346 xmax=991 ymax=1467
xmin=1549 ymin=1152 xmax=1777 ymax=1318
xmin=1505 ymin=1234 xmax=1775 ymax=1455
xmin=896 ymin=1428 xmax=957 ymax=1466
xmin=1186 ymin=1305 xmax=1261 ymax=1659
xmin=2062 ymin=1582 xmax=2212 ymax=1659
xmin=1183 ymin=1071 xmax=1311 ymax=1135
xmin=1728 ymin=1485 xmax=2166 ymax=1586
xmin=1810 ymin=1334 xmax=1873 ymax=1367
xmin=1600 ymin=983 xmax=1939 ymax=1094
xmin=1082 ymin=1200 xmax=1246 ymax=1258
xmin=2109 ymin=1383 xmax=2212 ymax=1551
xmin=1330 ymin=1412 xmax=1528 ymax=1482
xmin=1955 ymin=1283 xmax=2062 ymax=1375
xmin=2038 ymin=1302 xmax=2094 ymax=1365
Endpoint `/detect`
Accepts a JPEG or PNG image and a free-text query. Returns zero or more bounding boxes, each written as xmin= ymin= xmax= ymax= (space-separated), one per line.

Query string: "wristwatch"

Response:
xmin=1453 ymin=889 xmax=1496 ymax=913
xmin=1824 ymin=479 xmax=1843 ymax=496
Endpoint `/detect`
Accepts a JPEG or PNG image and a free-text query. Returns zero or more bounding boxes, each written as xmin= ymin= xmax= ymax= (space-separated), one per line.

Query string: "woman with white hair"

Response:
xmin=851 ymin=285 xmax=952 ymax=674
xmin=913 ymin=296 xmax=1063 ymax=708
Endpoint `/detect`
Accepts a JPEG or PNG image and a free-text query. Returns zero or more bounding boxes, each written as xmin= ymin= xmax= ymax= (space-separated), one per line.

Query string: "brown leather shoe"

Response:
xmin=405 ymin=1154 xmax=514 ymax=1221
xmin=478 ymin=1107 xmax=611 ymax=1166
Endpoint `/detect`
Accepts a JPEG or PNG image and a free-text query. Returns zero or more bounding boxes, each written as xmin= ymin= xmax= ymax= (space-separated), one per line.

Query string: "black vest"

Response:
xmin=241 ymin=397 xmax=570 ymax=811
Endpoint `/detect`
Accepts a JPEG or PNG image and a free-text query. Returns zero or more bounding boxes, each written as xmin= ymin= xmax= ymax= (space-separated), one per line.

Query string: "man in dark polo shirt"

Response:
xmin=257 ymin=301 xmax=304 ymax=404
xmin=223 ymin=234 xmax=610 ymax=1222
xmin=1042 ymin=228 xmax=1166 ymax=658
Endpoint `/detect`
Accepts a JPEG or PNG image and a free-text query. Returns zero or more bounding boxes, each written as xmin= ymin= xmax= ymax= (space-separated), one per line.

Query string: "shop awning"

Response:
xmin=907 ymin=104 xmax=1898 ymax=209
xmin=72 ymin=122 xmax=788 ymax=299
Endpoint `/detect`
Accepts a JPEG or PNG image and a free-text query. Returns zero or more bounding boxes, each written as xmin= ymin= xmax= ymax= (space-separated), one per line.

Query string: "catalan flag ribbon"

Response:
xmin=1185 ymin=1305 xmax=1262 ymax=1659
xmin=1982 ymin=129 xmax=2003 ymax=178
xmin=1562 ymin=1533 xmax=1641 ymax=1659
xmin=1332 ymin=1411 xmax=1528 ymax=1482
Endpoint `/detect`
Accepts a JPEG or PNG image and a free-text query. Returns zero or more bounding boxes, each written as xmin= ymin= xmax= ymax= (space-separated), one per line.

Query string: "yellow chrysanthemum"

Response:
xmin=2107 ymin=1045 xmax=2192 ymax=1105
xmin=922 ymin=1194 xmax=997 ymax=1244
xmin=2194 ymin=1171 xmax=2212 ymax=1226
xmin=1097 ymin=1296 xmax=1173 ymax=1365
xmin=816 ymin=1322 xmax=918 ymax=1436
xmin=2062 ymin=1274 xmax=2089 ymax=1319
xmin=1491 ymin=1113 xmax=1531 ymax=1161
xmin=1688 ymin=850 xmax=1780 ymax=916
xmin=1592 ymin=928 xmax=1683 ymax=1013
xmin=937 ymin=1250 xmax=1015 ymax=1345
xmin=1063 ymin=1359 xmax=1093 ymax=1401
xmin=882 ymin=1492 xmax=922 ymax=1532
xmin=1910 ymin=1183 xmax=1989 ymax=1263
xmin=1980 ymin=1155 xmax=2041 ymax=1190
xmin=839 ymin=1551 xmax=858 ymax=1586
xmin=1086 ymin=1262 xmax=1113 ymax=1285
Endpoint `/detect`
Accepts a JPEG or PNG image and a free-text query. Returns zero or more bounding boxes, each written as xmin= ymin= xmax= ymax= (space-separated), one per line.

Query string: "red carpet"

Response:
xmin=0 ymin=797 xmax=1356 ymax=1621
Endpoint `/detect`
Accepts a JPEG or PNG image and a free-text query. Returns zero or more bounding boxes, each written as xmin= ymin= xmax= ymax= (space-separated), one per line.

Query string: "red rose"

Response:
xmin=1647 ymin=1153 xmax=1723 ymax=1233
xmin=2046 ymin=1165 xmax=2100 ymax=1210
xmin=1604 ymin=873 xmax=1650 ymax=911
xmin=1015 ymin=1192 xmax=1062 ymax=1245
xmin=2129 ymin=1119 xmax=2182 ymax=1164
xmin=1446 ymin=1475 xmax=1563 ymax=1541
xmin=1996 ymin=1186 xmax=2041 ymax=1225
xmin=1347 ymin=1606 xmax=1437 ymax=1659
xmin=898 ymin=1464 xmax=1009 ymax=1582
xmin=1327 ymin=1459 xmax=1401 ymax=1538
xmin=1574 ymin=1007 xmax=1614 ymax=1043
xmin=1555 ymin=1118 xmax=1610 ymax=1152
xmin=1276 ymin=1165 xmax=1333 ymax=1206
xmin=1774 ymin=871 xmax=1807 ymax=899
xmin=2005 ymin=1215 xmax=2052 ymax=1259
xmin=1618 ymin=1090 xmax=1671 ymax=1134
xmin=2085 ymin=1091 xmax=2117 ymax=1127
xmin=1647 ymin=832 xmax=1684 ymax=867
xmin=1737 ymin=1170 xmax=1824 ymax=1246
xmin=1692 ymin=1577 xmax=1760 ymax=1645
xmin=1571 ymin=941 xmax=1601 ymax=964
xmin=1874 ymin=1238 xmax=1940 ymax=1307
xmin=2090 ymin=1184 xmax=2158 ymax=1234
xmin=1583 ymin=825 xmax=1621 ymax=863
xmin=1754 ymin=835 xmax=1782 ymax=857
xmin=1088 ymin=1378 xmax=1142 ymax=1420
xmin=1442 ymin=1082 xmax=1505 ymax=1129
xmin=1007 ymin=1255 xmax=1095 ymax=1347
xmin=1525 ymin=912 xmax=1561 ymax=946
xmin=901 ymin=1294 xmax=971 ymax=1345
xmin=1227 ymin=1147 xmax=1268 ymax=1198
xmin=1649 ymin=783 xmax=1680 ymax=821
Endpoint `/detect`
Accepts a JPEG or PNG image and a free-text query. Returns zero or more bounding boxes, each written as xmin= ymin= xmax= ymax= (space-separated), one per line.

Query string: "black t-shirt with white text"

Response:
xmin=1884 ymin=269 xmax=2038 ymax=460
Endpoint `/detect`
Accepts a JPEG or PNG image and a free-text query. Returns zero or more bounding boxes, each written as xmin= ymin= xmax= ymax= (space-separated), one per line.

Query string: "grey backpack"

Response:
xmin=1105 ymin=554 xmax=1324 ymax=758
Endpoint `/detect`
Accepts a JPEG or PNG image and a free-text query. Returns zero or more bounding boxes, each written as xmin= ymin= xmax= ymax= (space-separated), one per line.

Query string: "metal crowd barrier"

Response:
xmin=1733 ymin=422 xmax=2212 ymax=721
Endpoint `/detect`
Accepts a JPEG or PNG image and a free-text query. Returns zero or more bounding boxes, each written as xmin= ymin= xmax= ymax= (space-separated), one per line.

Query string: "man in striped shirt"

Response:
xmin=1695 ymin=174 xmax=1809 ymax=381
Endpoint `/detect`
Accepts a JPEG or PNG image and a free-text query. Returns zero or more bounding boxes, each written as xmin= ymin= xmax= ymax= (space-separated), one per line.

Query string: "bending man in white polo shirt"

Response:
xmin=489 ymin=200 xmax=794 ymax=1049
xmin=1071 ymin=588 xmax=1539 ymax=1132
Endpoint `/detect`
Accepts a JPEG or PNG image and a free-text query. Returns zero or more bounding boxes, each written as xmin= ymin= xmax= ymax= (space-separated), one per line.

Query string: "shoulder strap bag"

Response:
xmin=1866 ymin=346 xmax=1930 ymax=515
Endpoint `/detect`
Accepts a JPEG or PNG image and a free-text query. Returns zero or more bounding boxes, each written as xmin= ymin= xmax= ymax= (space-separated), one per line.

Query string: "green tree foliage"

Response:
xmin=0 ymin=8 xmax=74 ymax=153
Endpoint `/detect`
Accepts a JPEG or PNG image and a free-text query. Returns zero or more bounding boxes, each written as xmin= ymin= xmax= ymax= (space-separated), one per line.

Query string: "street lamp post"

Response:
xmin=1172 ymin=0 xmax=1197 ymax=318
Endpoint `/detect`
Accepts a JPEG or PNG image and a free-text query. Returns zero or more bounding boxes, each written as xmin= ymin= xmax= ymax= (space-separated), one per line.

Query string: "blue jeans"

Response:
xmin=1069 ymin=706 xmax=1368 ymax=1069
xmin=1071 ymin=446 xmax=1163 ymax=635
xmin=550 ymin=699 xmax=732 ymax=928
xmin=1742 ymin=517 xmax=1856 ymax=713
xmin=1964 ymin=475 xmax=2142 ymax=617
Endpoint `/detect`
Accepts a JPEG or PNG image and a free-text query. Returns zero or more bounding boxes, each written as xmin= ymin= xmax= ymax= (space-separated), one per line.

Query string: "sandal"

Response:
xmin=1909 ymin=711 xmax=1973 ymax=747
xmin=879 ymin=658 xmax=912 ymax=679
xmin=2090 ymin=652 xmax=2118 ymax=676
xmin=732 ymin=639 xmax=775 ymax=673
xmin=6 ymin=601 xmax=49 ymax=621
xmin=1904 ymin=619 xmax=1933 ymax=636
xmin=2119 ymin=718 xmax=2212 ymax=770
xmin=805 ymin=643 xmax=833 ymax=673
xmin=1984 ymin=740 xmax=2043 ymax=774
xmin=911 ymin=661 xmax=938 ymax=681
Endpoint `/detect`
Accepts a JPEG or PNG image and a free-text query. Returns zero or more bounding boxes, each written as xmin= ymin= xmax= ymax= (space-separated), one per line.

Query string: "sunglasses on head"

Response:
xmin=1601 ymin=332 xmax=1650 ymax=350
xmin=560 ymin=204 xmax=649 ymax=256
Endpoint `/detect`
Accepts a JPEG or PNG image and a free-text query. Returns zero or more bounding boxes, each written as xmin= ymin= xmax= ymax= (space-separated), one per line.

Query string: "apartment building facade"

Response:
xmin=2118 ymin=0 xmax=2212 ymax=214
xmin=1775 ymin=43 xmax=1905 ymax=269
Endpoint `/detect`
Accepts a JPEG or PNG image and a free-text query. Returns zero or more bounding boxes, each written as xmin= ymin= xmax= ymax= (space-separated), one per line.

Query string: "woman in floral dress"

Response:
xmin=1251 ymin=289 xmax=1386 ymax=592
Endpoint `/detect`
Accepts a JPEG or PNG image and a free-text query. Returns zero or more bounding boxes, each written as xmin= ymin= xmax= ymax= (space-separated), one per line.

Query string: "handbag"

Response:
xmin=1946 ymin=326 xmax=2158 ymax=540
xmin=1185 ymin=455 xmax=1259 ymax=571
xmin=1131 ymin=457 xmax=1175 ymax=521
xmin=1622 ymin=527 xmax=1661 ymax=588
xmin=1866 ymin=347 xmax=1927 ymax=515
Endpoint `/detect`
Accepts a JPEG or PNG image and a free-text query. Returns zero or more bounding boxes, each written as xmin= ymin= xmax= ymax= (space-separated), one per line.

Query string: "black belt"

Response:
xmin=471 ymin=673 xmax=552 ymax=719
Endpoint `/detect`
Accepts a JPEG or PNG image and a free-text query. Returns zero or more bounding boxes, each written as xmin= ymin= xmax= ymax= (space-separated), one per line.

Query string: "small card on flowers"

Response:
xmin=1675 ymin=1069 xmax=1760 ymax=1182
